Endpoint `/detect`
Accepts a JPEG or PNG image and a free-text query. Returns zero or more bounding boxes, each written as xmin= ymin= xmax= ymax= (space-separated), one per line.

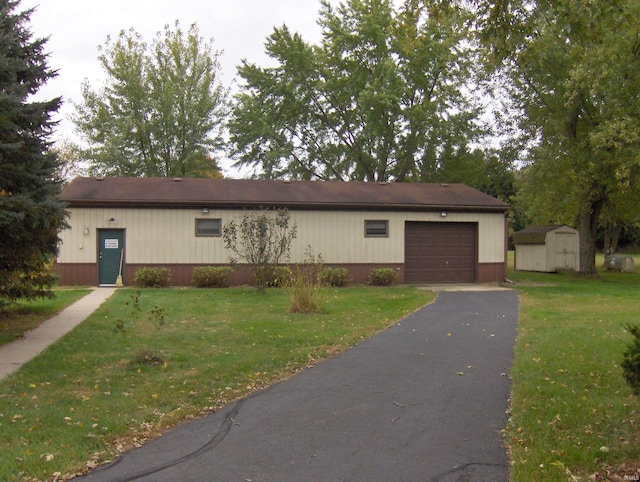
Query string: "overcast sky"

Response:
xmin=20 ymin=0 xmax=342 ymax=176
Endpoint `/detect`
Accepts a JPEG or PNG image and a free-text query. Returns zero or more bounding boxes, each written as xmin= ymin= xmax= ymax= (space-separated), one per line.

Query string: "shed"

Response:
xmin=56 ymin=177 xmax=510 ymax=286
xmin=513 ymin=225 xmax=580 ymax=272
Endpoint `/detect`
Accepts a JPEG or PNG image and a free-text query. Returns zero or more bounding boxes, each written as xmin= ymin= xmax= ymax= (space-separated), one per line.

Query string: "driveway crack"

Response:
xmin=91 ymin=398 xmax=247 ymax=481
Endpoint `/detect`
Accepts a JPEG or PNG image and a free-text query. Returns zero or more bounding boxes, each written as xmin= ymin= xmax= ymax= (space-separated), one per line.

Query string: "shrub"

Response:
xmin=622 ymin=323 xmax=640 ymax=396
xmin=192 ymin=266 xmax=234 ymax=288
xmin=287 ymin=249 xmax=325 ymax=314
xmin=222 ymin=208 xmax=297 ymax=291
xmin=368 ymin=267 xmax=397 ymax=286
xmin=133 ymin=267 xmax=172 ymax=288
xmin=266 ymin=266 xmax=292 ymax=287
xmin=288 ymin=276 xmax=323 ymax=313
xmin=319 ymin=266 xmax=349 ymax=287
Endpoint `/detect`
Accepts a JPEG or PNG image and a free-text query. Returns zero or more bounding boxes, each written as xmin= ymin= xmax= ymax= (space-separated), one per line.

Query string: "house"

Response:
xmin=56 ymin=177 xmax=510 ymax=286
xmin=512 ymin=224 xmax=580 ymax=272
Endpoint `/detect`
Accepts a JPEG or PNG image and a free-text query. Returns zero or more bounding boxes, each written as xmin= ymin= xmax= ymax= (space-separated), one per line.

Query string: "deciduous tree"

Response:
xmin=52 ymin=139 xmax=87 ymax=182
xmin=0 ymin=0 xmax=67 ymax=307
xmin=479 ymin=0 xmax=640 ymax=276
xmin=74 ymin=22 xmax=227 ymax=178
xmin=222 ymin=209 xmax=297 ymax=291
xmin=229 ymin=0 xmax=489 ymax=182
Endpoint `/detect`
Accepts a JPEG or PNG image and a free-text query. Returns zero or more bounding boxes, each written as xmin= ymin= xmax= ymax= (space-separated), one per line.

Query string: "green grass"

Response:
xmin=0 ymin=289 xmax=92 ymax=346
xmin=506 ymin=257 xmax=640 ymax=481
xmin=0 ymin=286 xmax=432 ymax=481
xmin=4 ymin=257 xmax=640 ymax=481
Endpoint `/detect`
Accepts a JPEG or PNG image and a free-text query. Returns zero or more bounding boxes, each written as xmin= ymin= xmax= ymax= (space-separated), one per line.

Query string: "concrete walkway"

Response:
xmin=0 ymin=288 xmax=116 ymax=380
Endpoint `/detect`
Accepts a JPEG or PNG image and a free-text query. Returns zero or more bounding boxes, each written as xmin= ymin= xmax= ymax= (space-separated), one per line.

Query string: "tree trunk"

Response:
xmin=611 ymin=223 xmax=622 ymax=253
xmin=603 ymin=221 xmax=622 ymax=254
xmin=577 ymin=199 xmax=603 ymax=277
xmin=603 ymin=223 xmax=612 ymax=254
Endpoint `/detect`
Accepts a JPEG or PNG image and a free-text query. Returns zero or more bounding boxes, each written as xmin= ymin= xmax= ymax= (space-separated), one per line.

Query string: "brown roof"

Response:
xmin=59 ymin=177 xmax=510 ymax=212
xmin=512 ymin=225 xmax=576 ymax=244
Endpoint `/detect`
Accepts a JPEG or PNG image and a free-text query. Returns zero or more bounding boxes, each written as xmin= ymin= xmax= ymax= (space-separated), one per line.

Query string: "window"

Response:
xmin=196 ymin=218 xmax=221 ymax=237
xmin=365 ymin=220 xmax=388 ymax=237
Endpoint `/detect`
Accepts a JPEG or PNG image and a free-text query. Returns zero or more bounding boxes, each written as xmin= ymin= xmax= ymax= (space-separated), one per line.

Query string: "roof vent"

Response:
xmin=440 ymin=183 xmax=449 ymax=187
xmin=95 ymin=177 xmax=104 ymax=181
xmin=378 ymin=182 xmax=388 ymax=186
xmin=173 ymin=178 xmax=182 ymax=182
xmin=282 ymin=180 xmax=291 ymax=184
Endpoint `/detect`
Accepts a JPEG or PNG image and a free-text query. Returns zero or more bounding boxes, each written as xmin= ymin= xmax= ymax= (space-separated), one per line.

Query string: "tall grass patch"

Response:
xmin=287 ymin=249 xmax=325 ymax=313
xmin=507 ymin=268 xmax=640 ymax=481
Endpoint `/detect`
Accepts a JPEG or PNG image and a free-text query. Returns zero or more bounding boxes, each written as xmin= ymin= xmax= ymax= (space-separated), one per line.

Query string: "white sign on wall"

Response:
xmin=105 ymin=239 xmax=119 ymax=249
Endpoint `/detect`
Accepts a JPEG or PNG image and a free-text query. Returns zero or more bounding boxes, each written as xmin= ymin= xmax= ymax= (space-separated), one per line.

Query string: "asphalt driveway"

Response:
xmin=81 ymin=290 xmax=519 ymax=481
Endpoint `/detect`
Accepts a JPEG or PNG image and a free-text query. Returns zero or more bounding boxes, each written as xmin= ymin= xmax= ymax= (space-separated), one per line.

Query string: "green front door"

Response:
xmin=98 ymin=229 xmax=124 ymax=285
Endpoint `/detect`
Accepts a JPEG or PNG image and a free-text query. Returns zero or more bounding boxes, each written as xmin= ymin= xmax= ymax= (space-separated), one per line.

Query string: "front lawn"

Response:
xmin=0 ymin=286 xmax=432 ymax=481
xmin=3 ymin=259 xmax=640 ymax=481
xmin=507 ymin=261 xmax=640 ymax=481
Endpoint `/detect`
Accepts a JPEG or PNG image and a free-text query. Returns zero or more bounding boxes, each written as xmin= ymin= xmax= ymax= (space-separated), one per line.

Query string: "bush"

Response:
xmin=287 ymin=249 xmax=325 ymax=314
xmin=192 ymin=266 xmax=233 ymax=288
xmin=222 ymin=208 xmax=297 ymax=291
xmin=288 ymin=275 xmax=324 ymax=313
xmin=318 ymin=266 xmax=349 ymax=287
xmin=622 ymin=323 xmax=640 ymax=396
xmin=368 ymin=268 xmax=397 ymax=286
xmin=133 ymin=267 xmax=172 ymax=288
xmin=265 ymin=266 xmax=292 ymax=287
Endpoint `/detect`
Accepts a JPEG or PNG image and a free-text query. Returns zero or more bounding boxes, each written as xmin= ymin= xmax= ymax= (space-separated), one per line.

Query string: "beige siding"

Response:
xmin=58 ymin=208 xmax=506 ymax=265
xmin=515 ymin=245 xmax=548 ymax=272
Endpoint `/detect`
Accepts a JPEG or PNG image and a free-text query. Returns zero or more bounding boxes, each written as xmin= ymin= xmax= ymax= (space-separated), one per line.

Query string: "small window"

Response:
xmin=196 ymin=218 xmax=221 ymax=237
xmin=365 ymin=220 xmax=389 ymax=237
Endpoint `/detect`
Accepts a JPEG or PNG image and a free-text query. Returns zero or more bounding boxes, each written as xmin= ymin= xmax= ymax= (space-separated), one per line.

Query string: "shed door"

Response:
xmin=405 ymin=222 xmax=477 ymax=283
xmin=554 ymin=233 xmax=578 ymax=269
xmin=98 ymin=229 xmax=125 ymax=285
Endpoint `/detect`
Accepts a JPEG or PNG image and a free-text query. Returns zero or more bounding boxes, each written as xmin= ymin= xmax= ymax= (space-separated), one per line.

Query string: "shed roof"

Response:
xmin=513 ymin=225 xmax=577 ymax=245
xmin=60 ymin=177 xmax=509 ymax=212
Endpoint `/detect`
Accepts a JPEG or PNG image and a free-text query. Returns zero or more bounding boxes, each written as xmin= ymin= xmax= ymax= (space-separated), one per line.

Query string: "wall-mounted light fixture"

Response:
xmin=107 ymin=217 xmax=117 ymax=224
xmin=84 ymin=227 xmax=90 ymax=235
xmin=440 ymin=212 xmax=447 ymax=218
xmin=201 ymin=208 xmax=209 ymax=214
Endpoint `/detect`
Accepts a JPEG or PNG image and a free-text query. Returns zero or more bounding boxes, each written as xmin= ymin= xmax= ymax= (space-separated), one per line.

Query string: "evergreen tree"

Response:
xmin=0 ymin=0 xmax=67 ymax=307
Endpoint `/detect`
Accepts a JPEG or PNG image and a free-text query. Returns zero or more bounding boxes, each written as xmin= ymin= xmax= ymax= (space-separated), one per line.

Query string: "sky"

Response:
xmin=19 ymin=0 xmax=339 ymax=176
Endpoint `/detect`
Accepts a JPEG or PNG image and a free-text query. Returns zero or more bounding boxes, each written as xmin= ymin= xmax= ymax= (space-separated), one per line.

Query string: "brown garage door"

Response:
xmin=405 ymin=222 xmax=477 ymax=283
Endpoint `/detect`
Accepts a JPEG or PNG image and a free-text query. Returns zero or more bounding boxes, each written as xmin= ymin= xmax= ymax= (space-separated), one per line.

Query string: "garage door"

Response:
xmin=405 ymin=222 xmax=477 ymax=283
